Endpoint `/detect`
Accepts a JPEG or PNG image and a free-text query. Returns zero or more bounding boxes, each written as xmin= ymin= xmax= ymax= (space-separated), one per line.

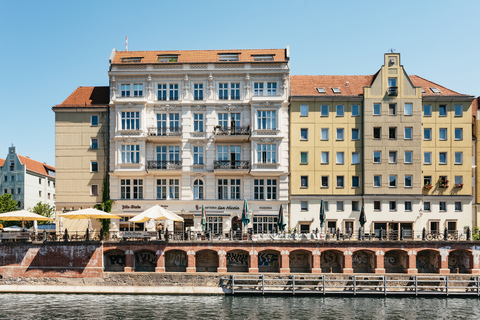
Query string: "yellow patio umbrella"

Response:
xmin=0 ymin=209 xmax=54 ymax=229
xmin=130 ymin=205 xmax=183 ymax=223
xmin=58 ymin=208 xmax=121 ymax=230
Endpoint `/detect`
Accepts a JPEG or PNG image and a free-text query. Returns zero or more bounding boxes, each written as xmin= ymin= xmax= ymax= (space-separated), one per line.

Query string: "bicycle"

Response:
xmin=426 ymin=232 xmax=444 ymax=241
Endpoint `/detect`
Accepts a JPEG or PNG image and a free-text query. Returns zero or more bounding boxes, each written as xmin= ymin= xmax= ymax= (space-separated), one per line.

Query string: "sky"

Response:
xmin=1 ymin=0 xmax=479 ymax=167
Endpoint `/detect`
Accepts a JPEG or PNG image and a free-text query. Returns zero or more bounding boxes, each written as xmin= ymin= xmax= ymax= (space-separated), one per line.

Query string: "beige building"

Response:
xmin=52 ymin=86 xmax=110 ymax=232
xmin=290 ymin=53 xmax=475 ymax=238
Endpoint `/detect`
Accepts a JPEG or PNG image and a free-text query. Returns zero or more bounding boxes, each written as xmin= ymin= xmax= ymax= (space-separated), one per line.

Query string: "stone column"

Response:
xmin=186 ymin=250 xmax=196 ymax=273
xmin=155 ymin=250 xmax=165 ymax=273
xmin=280 ymin=250 xmax=290 ymax=274
xmin=311 ymin=250 xmax=322 ymax=274
xmin=471 ymin=250 xmax=480 ymax=274
xmin=374 ymin=250 xmax=385 ymax=274
xmin=217 ymin=250 xmax=227 ymax=273
xmin=342 ymin=250 xmax=353 ymax=273
xmin=249 ymin=250 xmax=259 ymax=273
xmin=407 ymin=250 xmax=418 ymax=274
xmin=124 ymin=250 xmax=134 ymax=273
xmin=439 ymin=249 xmax=450 ymax=274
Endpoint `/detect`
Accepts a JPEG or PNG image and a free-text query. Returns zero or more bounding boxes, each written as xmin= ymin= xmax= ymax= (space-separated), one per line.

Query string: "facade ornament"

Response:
xmin=221 ymin=104 xmax=237 ymax=112
xmin=122 ymin=138 xmax=138 ymax=143
xmin=110 ymin=76 xmax=117 ymax=98
xmin=187 ymin=250 xmax=196 ymax=256
xmin=375 ymin=250 xmax=385 ymax=256
xmin=244 ymin=73 xmax=251 ymax=97
xmin=343 ymin=250 xmax=352 ymax=256
xmin=249 ymin=250 xmax=258 ymax=256
xmin=281 ymin=250 xmax=289 ymax=255
xmin=184 ymin=74 xmax=189 ymax=97
xmin=259 ymin=138 xmax=275 ymax=143
xmin=156 ymin=250 xmax=164 ymax=256
xmin=218 ymin=250 xmax=226 ymax=256
xmin=147 ymin=74 xmax=152 ymax=98
xmin=159 ymin=104 xmax=175 ymax=112
xmin=126 ymin=103 xmax=135 ymax=108
xmin=126 ymin=250 xmax=134 ymax=255
xmin=263 ymin=101 xmax=270 ymax=107
xmin=312 ymin=250 xmax=321 ymax=256
xmin=208 ymin=73 xmax=214 ymax=98
xmin=194 ymin=104 xmax=204 ymax=110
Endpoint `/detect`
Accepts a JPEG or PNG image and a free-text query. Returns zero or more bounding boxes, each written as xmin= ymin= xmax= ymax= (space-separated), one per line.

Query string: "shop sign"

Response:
xmin=121 ymin=204 xmax=142 ymax=211
xmin=195 ymin=205 xmax=240 ymax=211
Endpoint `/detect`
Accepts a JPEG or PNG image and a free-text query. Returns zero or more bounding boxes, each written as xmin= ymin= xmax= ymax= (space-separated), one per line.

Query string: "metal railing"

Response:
xmin=214 ymin=160 xmax=250 ymax=170
xmin=214 ymin=126 xmax=250 ymax=136
xmin=147 ymin=126 xmax=182 ymax=136
xmin=146 ymin=160 xmax=182 ymax=170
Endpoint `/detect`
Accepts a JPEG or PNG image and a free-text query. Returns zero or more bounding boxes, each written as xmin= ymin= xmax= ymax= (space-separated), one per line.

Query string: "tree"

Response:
xmin=0 ymin=193 xmax=19 ymax=228
xmin=30 ymin=202 xmax=54 ymax=224
xmin=94 ymin=177 xmax=114 ymax=235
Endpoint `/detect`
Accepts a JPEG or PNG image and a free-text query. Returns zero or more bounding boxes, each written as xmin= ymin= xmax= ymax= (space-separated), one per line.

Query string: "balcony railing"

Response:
xmin=388 ymin=86 xmax=398 ymax=96
xmin=147 ymin=160 xmax=182 ymax=170
xmin=147 ymin=127 xmax=182 ymax=136
xmin=214 ymin=160 xmax=250 ymax=170
xmin=214 ymin=126 xmax=250 ymax=136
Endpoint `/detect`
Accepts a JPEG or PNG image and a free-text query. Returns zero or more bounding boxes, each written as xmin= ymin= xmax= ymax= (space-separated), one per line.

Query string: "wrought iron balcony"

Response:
xmin=214 ymin=125 xmax=250 ymax=136
xmin=214 ymin=160 xmax=250 ymax=170
xmin=147 ymin=127 xmax=182 ymax=137
xmin=388 ymin=86 xmax=398 ymax=96
xmin=147 ymin=160 xmax=182 ymax=170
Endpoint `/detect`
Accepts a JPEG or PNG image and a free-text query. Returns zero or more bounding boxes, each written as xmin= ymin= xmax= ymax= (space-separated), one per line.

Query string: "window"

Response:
xmin=300 ymin=128 xmax=308 ymax=140
xmin=253 ymin=216 xmax=277 ymax=234
xmin=193 ymin=179 xmax=204 ymax=200
xmin=257 ymin=110 xmax=276 ymax=130
xmin=254 ymin=82 xmax=264 ymax=96
xmin=389 ymin=151 xmax=397 ymax=164
xmin=321 ymin=128 xmax=329 ymax=140
xmin=300 ymin=201 xmax=308 ymax=211
xmin=336 ymin=152 xmax=344 ymax=164
xmin=337 ymin=201 xmax=344 ymax=211
xmin=10 ymin=175 xmax=14 ymax=182
xmin=455 ymin=128 xmax=463 ymax=141
xmin=352 ymin=152 xmax=360 ymax=164
xmin=454 ymin=152 xmax=463 ymax=164
xmin=321 ymin=105 xmax=329 ymax=117
xmin=3 ymin=176 xmax=6 ymax=182
xmin=373 ymin=127 xmax=381 ymax=139
xmin=91 ymin=185 xmax=99 ymax=196
xmin=321 ymin=152 xmax=329 ymax=164
xmin=455 ymin=202 xmax=462 ymax=212
xmin=193 ymin=83 xmax=204 ymax=100
xmin=373 ymin=103 xmax=381 ymax=115
xmin=455 ymin=104 xmax=463 ymax=117
xmin=156 ymin=179 xmax=167 ymax=199
xmin=373 ymin=151 xmax=381 ymax=163
xmin=439 ymin=202 xmax=446 ymax=212
xmin=217 ymin=179 xmax=241 ymax=200
xmin=321 ymin=176 xmax=329 ymax=188
xmin=300 ymin=176 xmax=309 ymax=188
xmin=218 ymin=82 xmax=240 ymax=100
xmin=352 ymin=176 xmax=360 ymax=188
xmin=121 ymin=84 xmax=130 ymax=97
xmin=405 ymin=175 xmax=413 ymax=188
xmin=439 ymin=104 xmax=447 ymax=116
xmin=219 ymin=53 xmax=238 ymax=61
xmin=300 ymin=152 xmax=308 ymax=164
xmin=374 ymin=201 xmax=381 ymax=211
xmin=157 ymin=55 xmax=178 ymax=62
xmin=300 ymin=105 xmax=309 ymax=116
xmin=424 ymin=176 xmax=432 ymax=187
xmin=336 ymin=128 xmax=344 ymax=140
xmin=156 ymin=113 xmax=181 ymax=134
xmin=336 ymin=105 xmax=344 ymax=117
xmin=230 ymin=179 xmax=241 ymax=200
xmin=121 ymin=179 xmax=143 ymax=199
xmin=351 ymin=128 xmax=359 ymax=140
xmin=405 ymin=201 xmax=412 ymax=211
xmin=389 ymin=201 xmax=397 ymax=211
xmin=404 ymin=103 xmax=413 ymax=116
xmin=254 ymin=179 xmax=277 ymax=200
xmin=157 ymin=83 xmax=179 ymax=101
xmin=388 ymin=77 xmax=397 ymax=88
xmin=455 ymin=176 xmax=463 ymax=187
xmin=39 ymin=178 xmax=42 ymax=184
xmin=424 ymin=201 xmax=431 ymax=211
xmin=267 ymin=82 xmax=277 ymax=96
xmin=424 ymin=105 xmax=432 ymax=116
xmin=193 ymin=146 xmax=204 ymax=165
xmin=389 ymin=103 xmax=397 ymax=115
xmin=91 ymin=138 xmax=98 ymax=149
xmin=332 ymin=87 xmax=341 ymax=94
xmin=439 ymin=152 xmax=447 ymax=164
xmin=218 ymin=179 xmax=228 ymax=199
xmin=121 ymin=144 xmax=140 ymax=163
xmin=121 ymin=112 xmax=140 ymax=130
xmin=133 ymin=84 xmax=143 ymax=97
xmin=17 ymin=188 xmax=21 ymax=195
xmin=424 ymin=152 xmax=432 ymax=164
xmin=253 ymin=55 xmax=274 ymax=61
xmin=258 ymin=144 xmax=276 ymax=163
xmin=91 ymin=115 xmax=99 ymax=126
xmin=404 ymin=151 xmax=412 ymax=164
xmin=351 ymin=105 xmax=360 ymax=117
xmin=336 ymin=176 xmax=344 ymax=188
xmin=206 ymin=216 xmax=223 ymax=235
xmin=352 ymin=201 xmax=359 ymax=211
xmin=91 ymin=161 xmax=98 ymax=172
xmin=156 ymin=146 xmax=180 ymax=166
xmin=439 ymin=128 xmax=447 ymax=141
xmin=193 ymin=113 xmax=204 ymax=132
xmin=389 ymin=127 xmax=397 ymax=139
xmin=404 ymin=127 xmax=412 ymax=140
xmin=424 ymin=128 xmax=432 ymax=140
xmin=169 ymin=179 xmax=179 ymax=199
xmin=389 ymin=175 xmax=397 ymax=187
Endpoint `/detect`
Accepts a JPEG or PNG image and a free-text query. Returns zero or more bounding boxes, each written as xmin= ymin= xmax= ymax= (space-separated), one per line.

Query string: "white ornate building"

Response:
xmin=107 ymin=48 xmax=290 ymax=234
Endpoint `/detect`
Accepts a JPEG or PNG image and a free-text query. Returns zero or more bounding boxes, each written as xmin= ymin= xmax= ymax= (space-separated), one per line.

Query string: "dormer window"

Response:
xmin=316 ymin=87 xmax=326 ymax=93
xmin=121 ymin=57 xmax=142 ymax=63
xmin=332 ymin=87 xmax=341 ymax=94
xmin=157 ymin=55 xmax=178 ymax=62
xmin=388 ymin=78 xmax=398 ymax=96
xmin=430 ymin=87 xmax=441 ymax=93
xmin=219 ymin=53 xmax=239 ymax=61
xmin=253 ymin=55 xmax=274 ymax=61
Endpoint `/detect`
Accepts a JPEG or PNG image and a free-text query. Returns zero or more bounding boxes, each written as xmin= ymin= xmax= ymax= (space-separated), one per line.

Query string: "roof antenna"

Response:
xmin=389 ymin=48 xmax=395 ymax=53
xmin=126 ymin=36 xmax=128 ymax=52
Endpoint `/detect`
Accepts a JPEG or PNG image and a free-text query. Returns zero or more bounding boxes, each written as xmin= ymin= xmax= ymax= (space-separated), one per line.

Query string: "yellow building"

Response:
xmin=52 ymin=86 xmax=110 ymax=232
xmin=290 ymin=53 xmax=475 ymax=238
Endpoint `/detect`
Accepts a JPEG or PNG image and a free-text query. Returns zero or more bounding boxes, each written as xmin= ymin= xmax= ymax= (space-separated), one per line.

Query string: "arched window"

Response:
xmin=193 ymin=179 xmax=204 ymax=200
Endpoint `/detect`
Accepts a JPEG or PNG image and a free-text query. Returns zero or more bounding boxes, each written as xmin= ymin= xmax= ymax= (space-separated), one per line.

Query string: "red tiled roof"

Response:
xmin=53 ymin=86 xmax=109 ymax=108
xmin=0 ymin=158 xmax=4 ymax=168
xmin=112 ymin=49 xmax=287 ymax=64
xmin=18 ymin=155 xmax=55 ymax=178
xmin=472 ymin=97 xmax=479 ymax=116
xmin=291 ymin=74 xmax=469 ymax=97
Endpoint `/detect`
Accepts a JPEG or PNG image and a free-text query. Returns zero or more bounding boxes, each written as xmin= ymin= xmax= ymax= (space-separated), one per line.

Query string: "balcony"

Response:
xmin=214 ymin=160 xmax=250 ymax=174
xmin=147 ymin=160 xmax=182 ymax=171
xmin=214 ymin=126 xmax=250 ymax=142
xmin=147 ymin=127 xmax=182 ymax=142
xmin=387 ymin=86 xmax=398 ymax=96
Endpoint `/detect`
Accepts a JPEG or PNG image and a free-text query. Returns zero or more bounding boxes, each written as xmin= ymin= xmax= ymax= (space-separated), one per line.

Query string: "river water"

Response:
xmin=0 ymin=294 xmax=479 ymax=320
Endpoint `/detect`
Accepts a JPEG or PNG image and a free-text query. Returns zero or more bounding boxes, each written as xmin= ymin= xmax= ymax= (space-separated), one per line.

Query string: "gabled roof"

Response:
xmin=112 ymin=49 xmax=288 ymax=64
xmin=473 ymin=97 xmax=479 ymax=116
xmin=290 ymin=74 xmax=470 ymax=97
xmin=0 ymin=158 xmax=4 ymax=168
xmin=53 ymin=86 xmax=109 ymax=108
xmin=17 ymin=155 xmax=55 ymax=178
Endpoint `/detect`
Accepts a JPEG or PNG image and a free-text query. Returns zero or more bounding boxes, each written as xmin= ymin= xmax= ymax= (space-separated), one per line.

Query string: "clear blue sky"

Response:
xmin=1 ymin=0 xmax=479 ymax=166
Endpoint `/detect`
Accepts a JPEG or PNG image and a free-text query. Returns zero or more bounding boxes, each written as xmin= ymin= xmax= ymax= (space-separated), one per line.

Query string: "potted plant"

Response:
xmin=423 ymin=182 xmax=433 ymax=190
xmin=439 ymin=178 xmax=449 ymax=188
xmin=454 ymin=183 xmax=464 ymax=188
